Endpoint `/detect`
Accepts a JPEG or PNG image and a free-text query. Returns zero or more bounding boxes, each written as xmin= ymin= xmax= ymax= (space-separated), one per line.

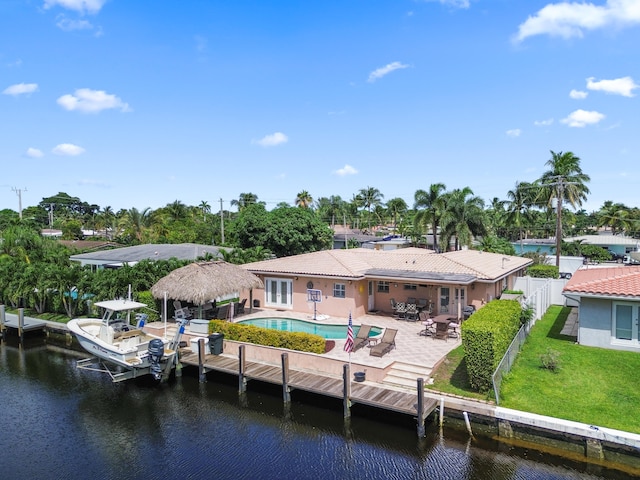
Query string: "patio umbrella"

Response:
xmin=151 ymin=261 xmax=263 ymax=306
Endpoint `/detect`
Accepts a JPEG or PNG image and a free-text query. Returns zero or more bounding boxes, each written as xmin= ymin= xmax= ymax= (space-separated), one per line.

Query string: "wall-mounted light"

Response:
xmin=295 ymin=276 xmax=298 ymax=280
xmin=348 ymin=280 xmax=352 ymax=285
xmin=394 ymin=283 xmax=398 ymax=288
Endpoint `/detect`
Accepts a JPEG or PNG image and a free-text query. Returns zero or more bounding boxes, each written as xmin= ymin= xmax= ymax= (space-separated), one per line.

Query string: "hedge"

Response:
xmin=206 ymin=319 xmax=326 ymax=354
xmin=526 ymin=264 xmax=559 ymax=279
xmin=461 ymin=299 xmax=522 ymax=393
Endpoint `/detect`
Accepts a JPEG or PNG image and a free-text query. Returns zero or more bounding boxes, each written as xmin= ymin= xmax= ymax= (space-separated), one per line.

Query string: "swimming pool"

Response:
xmin=236 ymin=318 xmax=382 ymax=340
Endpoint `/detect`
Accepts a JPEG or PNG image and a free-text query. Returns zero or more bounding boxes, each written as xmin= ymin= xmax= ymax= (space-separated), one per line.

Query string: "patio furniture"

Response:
xmin=390 ymin=298 xmax=397 ymax=311
xmin=351 ymin=324 xmax=373 ymax=352
xmin=236 ymin=298 xmax=247 ymax=315
xmin=417 ymin=298 xmax=428 ymax=311
xmin=393 ymin=302 xmax=407 ymax=320
xmin=418 ymin=311 xmax=434 ymax=336
xmin=407 ymin=297 xmax=417 ymax=305
xmin=216 ymin=304 xmax=229 ymax=320
xmin=369 ymin=328 xmax=397 ymax=357
xmin=405 ymin=303 xmax=419 ymax=322
xmin=448 ymin=318 xmax=461 ymax=338
xmin=463 ymin=305 xmax=476 ymax=319
xmin=433 ymin=321 xmax=449 ymax=341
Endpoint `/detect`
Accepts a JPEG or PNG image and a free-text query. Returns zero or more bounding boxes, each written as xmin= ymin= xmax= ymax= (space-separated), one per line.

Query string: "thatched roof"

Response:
xmin=151 ymin=261 xmax=263 ymax=305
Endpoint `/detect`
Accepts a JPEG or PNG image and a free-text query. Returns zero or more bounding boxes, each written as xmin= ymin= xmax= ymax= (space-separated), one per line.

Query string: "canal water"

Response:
xmin=1 ymin=336 xmax=636 ymax=480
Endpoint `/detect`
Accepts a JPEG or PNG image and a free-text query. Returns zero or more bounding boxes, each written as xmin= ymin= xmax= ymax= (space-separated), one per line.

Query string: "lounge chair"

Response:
xmin=351 ymin=324 xmax=373 ymax=352
xmin=369 ymin=328 xmax=397 ymax=357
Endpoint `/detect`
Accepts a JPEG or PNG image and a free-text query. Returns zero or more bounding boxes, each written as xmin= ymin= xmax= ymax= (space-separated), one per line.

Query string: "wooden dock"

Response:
xmin=180 ymin=342 xmax=438 ymax=435
xmin=0 ymin=306 xmax=47 ymax=340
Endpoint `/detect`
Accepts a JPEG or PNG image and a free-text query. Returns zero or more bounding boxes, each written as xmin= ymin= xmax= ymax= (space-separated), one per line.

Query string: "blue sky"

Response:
xmin=1 ymin=0 xmax=639 ymax=214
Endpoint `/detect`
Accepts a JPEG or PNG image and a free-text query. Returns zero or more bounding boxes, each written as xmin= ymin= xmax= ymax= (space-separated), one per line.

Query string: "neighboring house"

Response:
xmin=563 ymin=265 xmax=640 ymax=352
xmin=361 ymin=236 xmax=412 ymax=251
xmin=332 ymin=227 xmax=378 ymax=249
xmin=241 ymin=247 xmax=532 ymax=319
xmin=564 ymin=234 xmax=640 ymax=258
xmin=69 ymin=243 xmax=228 ymax=269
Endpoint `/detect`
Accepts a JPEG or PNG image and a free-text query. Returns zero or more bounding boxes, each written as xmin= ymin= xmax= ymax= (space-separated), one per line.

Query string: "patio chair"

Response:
xmin=405 ymin=303 xmax=419 ymax=322
xmin=236 ymin=298 xmax=247 ymax=315
xmin=433 ymin=321 xmax=449 ymax=341
xmin=390 ymin=298 xmax=398 ymax=312
xmin=393 ymin=302 xmax=407 ymax=320
xmin=417 ymin=298 xmax=428 ymax=311
xmin=351 ymin=324 xmax=373 ymax=352
xmin=216 ymin=304 xmax=229 ymax=320
xmin=418 ymin=311 xmax=434 ymax=336
xmin=448 ymin=318 xmax=461 ymax=338
xmin=407 ymin=297 xmax=417 ymax=305
xmin=369 ymin=328 xmax=397 ymax=357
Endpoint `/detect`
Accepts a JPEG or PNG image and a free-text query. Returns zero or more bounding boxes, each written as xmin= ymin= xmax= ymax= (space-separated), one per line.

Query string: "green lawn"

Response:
xmin=429 ymin=305 xmax=640 ymax=434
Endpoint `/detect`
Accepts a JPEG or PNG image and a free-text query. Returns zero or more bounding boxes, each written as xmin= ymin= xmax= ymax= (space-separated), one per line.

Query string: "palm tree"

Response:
xmin=295 ymin=190 xmax=313 ymax=208
xmin=538 ymin=150 xmax=591 ymax=266
xmin=439 ymin=187 xmax=486 ymax=251
xmin=199 ymin=200 xmax=211 ymax=221
xmin=358 ymin=186 xmax=384 ymax=230
xmin=315 ymin=195 xmax=346 ymax=228
xmin=231 ymin=192 xmax=258 ymax=212
xmin=413 ymin=183 xmax=446 ymax=250
xmin=386 ymin=197 xmax=408 ymax=232
xmin=119 ymin=207 xmax=153 ymax=243
xmin=505 ymin=181 xmax=535 ymax=253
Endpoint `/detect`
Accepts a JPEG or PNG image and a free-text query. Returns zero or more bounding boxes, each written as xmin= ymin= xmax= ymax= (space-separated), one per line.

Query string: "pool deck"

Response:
xmin=149 ymin=308 xmax=462 ymax=386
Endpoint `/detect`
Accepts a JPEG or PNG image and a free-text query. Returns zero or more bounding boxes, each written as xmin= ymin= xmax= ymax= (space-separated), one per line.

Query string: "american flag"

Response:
xmin=344 ymin=312 xmax=354 ymax=353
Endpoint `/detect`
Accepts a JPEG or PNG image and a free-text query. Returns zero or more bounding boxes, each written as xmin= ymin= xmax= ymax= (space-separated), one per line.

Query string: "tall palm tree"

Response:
xmin=386 ymin=197 xmax=408 ymax=232
xmin=295 ymin=190 xmax=313 ymax=208
xmin=315 ymin=195 xmax=346 ymax=228
xmin=505 ymin=181 xmax=535 ymax=253
xmin=358 ymin=186 xmax=384 ymax=230
xmin=231 ymin=192 xmax=258 ymax=212
xmin=119 ymin=207 xmax=153 ymax=243
xmin=199 ymin=200 xmax=211 ymax=221
xmin=413 ymin=183 xmax=446 ymax=250
xmin=439 ymin=187 xmax=486 ymax=251
xmin=538 ymin=150 xmax=591 ymax=266
xmin=165 ymin=200 xmax=188 ymax=221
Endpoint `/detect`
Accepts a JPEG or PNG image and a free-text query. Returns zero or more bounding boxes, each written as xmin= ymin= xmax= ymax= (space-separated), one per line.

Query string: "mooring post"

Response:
xmin=281 ymin=353 xmax=291 ymax=404
xmin=342 ymin=364 xmax=351 ymax=418
xmin=0 ymin=304 xmax=5 ymax=339
xmin=439 ymin=397 xmax=445 ymax=427
xmin=198 ymin=338 xmax=206 ymax=383
xmin=18 ymin=308 xmax=24 ymax=343
xmin=238 ymin=345 xmax=247 ymax=394
xmin=416 ymin=378 xmax=425 ymax=437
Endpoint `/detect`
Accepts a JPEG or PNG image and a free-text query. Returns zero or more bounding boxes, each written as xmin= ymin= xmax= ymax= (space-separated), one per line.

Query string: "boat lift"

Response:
xmin=76 ymin=316 xmax=190 ymax=383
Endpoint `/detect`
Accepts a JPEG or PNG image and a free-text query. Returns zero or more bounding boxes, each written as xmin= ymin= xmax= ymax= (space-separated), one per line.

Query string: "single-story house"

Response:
xmin=70 ymin=243 xmax=229 ymax=270
xmin=563 ymin=265 xmax=640 ymax=352
xmin=241 ymin=247 xmax=532 ymax=319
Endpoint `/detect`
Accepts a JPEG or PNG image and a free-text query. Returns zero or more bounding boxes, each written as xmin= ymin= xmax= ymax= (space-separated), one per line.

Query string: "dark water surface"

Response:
xmin=1 ymin=336 xmax=636 ymax=480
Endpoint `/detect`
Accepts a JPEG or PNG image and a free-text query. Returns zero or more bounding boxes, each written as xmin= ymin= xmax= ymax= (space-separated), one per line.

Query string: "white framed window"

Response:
xmin=265 ymin=278 xmax=293 ymax=308
xmin=333 ymin=283 xmax=346 ymax=298
xmin=377 ymin=281 xmax=389 ymax=293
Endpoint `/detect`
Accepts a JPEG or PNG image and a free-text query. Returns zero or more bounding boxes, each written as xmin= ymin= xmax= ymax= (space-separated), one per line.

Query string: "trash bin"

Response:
xmin=208 ymin=332 xmax=224 ymax=355
xmin=354 ymin=371 xmax=366 ymax=382
xmin=253 ymin=299 xmax=260 ymax=308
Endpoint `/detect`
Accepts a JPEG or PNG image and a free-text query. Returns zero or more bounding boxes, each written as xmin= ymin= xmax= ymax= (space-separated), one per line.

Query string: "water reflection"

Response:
xmin=0 ymin=336 xmax=637 ymax=480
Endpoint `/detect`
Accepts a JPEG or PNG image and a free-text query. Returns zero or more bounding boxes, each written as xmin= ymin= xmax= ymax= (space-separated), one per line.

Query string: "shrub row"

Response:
xmin=526 ymin=264 xmax=559 ymax=278
xmin=206 ymin=319 xmax=326 ymax=354
xmin=460 ymin=299 xmax=522 ymax=393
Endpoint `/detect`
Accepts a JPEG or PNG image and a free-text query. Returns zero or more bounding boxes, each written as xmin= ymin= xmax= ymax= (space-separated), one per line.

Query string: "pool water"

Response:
xmin=236 ymin=318 xmax=382 ymax=339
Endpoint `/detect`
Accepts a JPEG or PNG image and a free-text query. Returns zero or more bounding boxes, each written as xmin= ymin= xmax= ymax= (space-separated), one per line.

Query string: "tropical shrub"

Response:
xmin=526 ymin=264 xmax=559 ymax=279
xmin=461 ymin=299 xmax=522 ymax=393
xmin=206 ymin=320 xmax=326 ymax=354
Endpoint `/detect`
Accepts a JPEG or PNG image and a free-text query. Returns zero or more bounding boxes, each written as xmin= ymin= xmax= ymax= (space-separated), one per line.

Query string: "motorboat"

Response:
xmin=68 ymin=299 xmax=178 ymax=380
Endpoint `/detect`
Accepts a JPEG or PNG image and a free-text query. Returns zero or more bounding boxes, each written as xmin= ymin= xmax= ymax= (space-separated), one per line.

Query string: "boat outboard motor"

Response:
xmin=148 ymin=339 xmax=165 ymax=380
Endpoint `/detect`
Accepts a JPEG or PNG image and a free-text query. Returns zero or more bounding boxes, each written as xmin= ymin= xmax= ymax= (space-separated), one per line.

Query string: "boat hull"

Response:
xmin=68 ymin=318 xmax=175 ymax=371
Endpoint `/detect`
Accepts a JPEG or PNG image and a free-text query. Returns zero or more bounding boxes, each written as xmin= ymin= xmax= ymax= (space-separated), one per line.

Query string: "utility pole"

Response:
xmin=12 ymin=187 xmax=27 ymax=220
xmin=219 ymin=198 xmax=225 ymax=245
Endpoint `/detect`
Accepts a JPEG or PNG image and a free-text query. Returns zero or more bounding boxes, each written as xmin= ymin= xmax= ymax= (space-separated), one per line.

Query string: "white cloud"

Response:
xmin=422 ymin=0 xmax=470 ymax=8
xmin=56 ymin=16 xmax=94 ymax=31
xmin=57 ymin=88 xmax=131 ymax=113
xmin=3 ymin=83 xmax=38 ymax=96
xmin=569 ymin=89 xmax=588 ymax=99
xmin=561 ymin=109 xmax=605 ymax=127
xmin=534 ymin=118 xmax=554 ymax=126
xmin=43 ymin=0 xmax=107 ymax=15
xmin=52 ymin=143 xmax=86 ymax=156
xmin=253 ymin=132 xmax=288 ymax=147
xmin=333 ymin=164 xmax=358 ymax=176
xmin=506 ymin=129 xmax=521 ymax=137
xmin=26 ymin=148 xmax=44 ymax=158
xmin=367 ymin=61 xmax=409 ymax=83
xmin=514 ymin=0 xmax=640 ymax=43
xmin=586 ymin=76 xmax=639 ymax=97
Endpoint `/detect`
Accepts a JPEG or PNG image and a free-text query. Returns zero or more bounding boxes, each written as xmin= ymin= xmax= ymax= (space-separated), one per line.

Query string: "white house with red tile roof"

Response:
xmin=563 ymin=266 xmax=640 ymax=351
xmin=241 ymin=248 xmax=531 ymax=319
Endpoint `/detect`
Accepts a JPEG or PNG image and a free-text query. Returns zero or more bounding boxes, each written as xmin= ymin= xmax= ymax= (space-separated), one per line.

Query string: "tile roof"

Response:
xmin=563 ymin=266 xmax=640 ymax=298
xmin=242 ymin=248 xmax=531 ymax=282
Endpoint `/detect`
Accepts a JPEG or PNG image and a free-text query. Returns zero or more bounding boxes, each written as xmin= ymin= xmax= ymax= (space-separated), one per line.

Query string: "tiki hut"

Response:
xmin=151 ymin=261 xmax=263 ymax=310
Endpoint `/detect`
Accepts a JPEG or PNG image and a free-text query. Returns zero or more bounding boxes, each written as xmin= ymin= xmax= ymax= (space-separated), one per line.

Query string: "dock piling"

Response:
xmin=198 ymin=338 xmax=206 ymax=383
xmin=18 ymin=308 xmax=25 ymax=343
xmin=342 ymin=364 xmax=351 ymax=418
xmin=281 ymin=353 xmax=291 ymax=404
xmin=0 ymin=305 xmax=5 ymax=339
xmin=238 ymin=345 xmax=247 ymax=394
xmin=416 ymin=377 xmax=426 ymax=437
